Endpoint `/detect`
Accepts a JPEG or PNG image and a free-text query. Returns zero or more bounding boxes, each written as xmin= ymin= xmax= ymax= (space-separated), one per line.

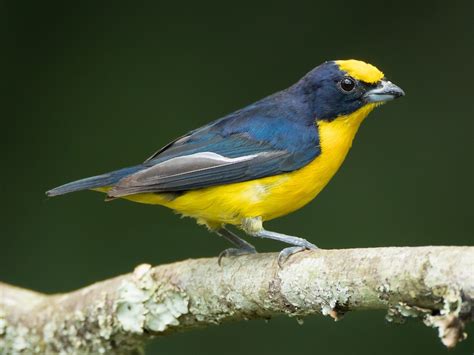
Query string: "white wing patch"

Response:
xmin=162 ymin=152 xmax=259 ymax=165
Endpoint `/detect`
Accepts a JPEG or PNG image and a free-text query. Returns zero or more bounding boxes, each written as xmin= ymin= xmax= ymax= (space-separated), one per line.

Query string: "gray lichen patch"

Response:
xmin=0 ymin=323 xmax=40 ymax=354
xmin=377 ymin=283 xmax=392 ymax=302
xmin=145 ymin=294 xmax=188 ymax=332
xmin=385 ymin=287 xmax=469 ymax=348
xmin=1 ymin=263 xmax=190 ymax=354
xmin=0 ymin=310 xmax=6 ymax=336
xmin=385 ymin=302 xmax=431 ymax=323
xmin=423 ymin=287 xmax=468 ymax=348
xmin=115 ymin=264 xmax=189 ymax=335
xmin=278 ymin=258 xmax=351 ymax=317
xmin=116 ymin=280 xmax=151 ymax=333
xmin=0 ymin=309 xmax=6 ymax=352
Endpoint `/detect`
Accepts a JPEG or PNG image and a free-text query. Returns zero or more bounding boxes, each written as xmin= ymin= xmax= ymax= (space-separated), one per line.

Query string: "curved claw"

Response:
xmin=277 ymin=244 xmax=318 ymax=268
xmin=218 ymin=247 xmax=257 ymax=266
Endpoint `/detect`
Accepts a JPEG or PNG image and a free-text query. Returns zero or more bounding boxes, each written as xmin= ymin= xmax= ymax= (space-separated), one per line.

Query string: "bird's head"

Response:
xmin=297 ymin=59 xmax=404 ymax=123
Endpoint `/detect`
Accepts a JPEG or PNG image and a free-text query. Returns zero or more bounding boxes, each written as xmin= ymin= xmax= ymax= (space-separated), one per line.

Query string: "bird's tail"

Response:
xmin=45 ymin=165 xmax=143 ymax=197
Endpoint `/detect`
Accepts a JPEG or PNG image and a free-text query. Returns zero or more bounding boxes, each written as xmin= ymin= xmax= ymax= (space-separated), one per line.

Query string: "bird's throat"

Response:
xmin=316 ymin=103 xmax=376 ymax=175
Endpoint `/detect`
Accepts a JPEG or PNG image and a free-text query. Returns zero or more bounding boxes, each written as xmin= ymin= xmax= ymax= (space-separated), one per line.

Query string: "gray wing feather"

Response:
xmin=108 ymin=151 xmax=286 ymax=197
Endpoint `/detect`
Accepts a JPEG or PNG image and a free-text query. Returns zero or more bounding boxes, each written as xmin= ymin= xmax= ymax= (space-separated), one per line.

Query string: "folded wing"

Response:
xmin=108 ymin=97 xmax=321 ymax=198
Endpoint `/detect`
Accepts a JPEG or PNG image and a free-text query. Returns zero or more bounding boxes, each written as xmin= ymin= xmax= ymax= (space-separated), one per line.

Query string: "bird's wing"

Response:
xmin=108 ymin=113 xmax=320 ymax=197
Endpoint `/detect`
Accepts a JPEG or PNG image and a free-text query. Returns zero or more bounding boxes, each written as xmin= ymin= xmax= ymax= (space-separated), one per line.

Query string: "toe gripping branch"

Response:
xmin=218 ymin=218 xmax=317 ymax=267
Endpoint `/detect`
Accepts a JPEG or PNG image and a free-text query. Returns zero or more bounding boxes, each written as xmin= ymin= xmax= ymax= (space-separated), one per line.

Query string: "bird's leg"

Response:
xmin=216 ymin=227 xmax=257 ymax=265
xmin=242 ymin=217 xmax=318 ymax=267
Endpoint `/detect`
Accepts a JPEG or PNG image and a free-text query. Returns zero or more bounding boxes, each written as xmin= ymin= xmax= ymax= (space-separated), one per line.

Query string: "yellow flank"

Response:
xmin=117 ymin=104 xmax=376 ymax=228
xmin=336 ymin=60 xmax=384 ymax=84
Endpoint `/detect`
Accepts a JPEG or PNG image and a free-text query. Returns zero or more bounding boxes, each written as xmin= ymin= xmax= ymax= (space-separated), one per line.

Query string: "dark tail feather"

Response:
xmin=45 ymin=165 xmax=143 ymax=197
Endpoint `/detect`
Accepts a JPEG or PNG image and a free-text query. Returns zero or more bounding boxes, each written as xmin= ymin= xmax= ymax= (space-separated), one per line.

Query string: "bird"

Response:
xmin=46 ymin=59 xmax=404 ymax=266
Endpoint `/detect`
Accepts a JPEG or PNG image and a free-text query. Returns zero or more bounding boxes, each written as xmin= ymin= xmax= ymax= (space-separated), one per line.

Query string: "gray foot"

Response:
xmin=251 ymin=228 xmax=317 ymax=266
xmin=277 ymin=246 xmax=307 ymax=268
xmin=218 ymin=247 xmax=257 ymax=266
xmin=217 ymin=228 xmax=257 ymax=265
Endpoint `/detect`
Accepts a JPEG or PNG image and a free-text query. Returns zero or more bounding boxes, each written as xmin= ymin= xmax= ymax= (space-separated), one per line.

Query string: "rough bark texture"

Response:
xmin=1 ymin=246 xmax=473 ymax=354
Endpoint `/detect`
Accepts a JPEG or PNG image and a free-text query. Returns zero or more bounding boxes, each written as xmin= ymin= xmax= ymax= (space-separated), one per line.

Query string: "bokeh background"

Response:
xmin=3 ymin=1 xmax=473 ymax=354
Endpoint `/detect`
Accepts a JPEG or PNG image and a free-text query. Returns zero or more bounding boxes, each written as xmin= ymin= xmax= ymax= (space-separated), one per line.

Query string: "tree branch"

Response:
xmin=1 ymin=246 xmax=473 ymax=354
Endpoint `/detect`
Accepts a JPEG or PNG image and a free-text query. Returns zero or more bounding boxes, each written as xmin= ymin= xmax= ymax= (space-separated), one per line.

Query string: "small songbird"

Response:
xmin=47 ymin=59 xmax=404 ymax=265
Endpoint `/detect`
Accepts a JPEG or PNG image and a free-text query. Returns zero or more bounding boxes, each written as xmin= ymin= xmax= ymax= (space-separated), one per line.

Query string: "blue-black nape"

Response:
xmin=294 ymin=61 xmax=377 ymax=121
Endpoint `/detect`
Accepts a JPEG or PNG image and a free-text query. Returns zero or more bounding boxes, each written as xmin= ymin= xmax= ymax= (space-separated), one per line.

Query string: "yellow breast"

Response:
xmin=123 ymin=104 xmax=376 ymax=227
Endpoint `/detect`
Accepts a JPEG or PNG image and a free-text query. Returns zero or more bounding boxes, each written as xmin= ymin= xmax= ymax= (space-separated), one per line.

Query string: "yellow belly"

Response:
xmin=116 ymin=104 xmax=375 ymax=227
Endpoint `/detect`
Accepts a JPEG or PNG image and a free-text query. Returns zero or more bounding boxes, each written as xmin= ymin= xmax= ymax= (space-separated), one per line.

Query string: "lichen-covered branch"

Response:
xmin=1 ymin=246 xmax=473 ymax=354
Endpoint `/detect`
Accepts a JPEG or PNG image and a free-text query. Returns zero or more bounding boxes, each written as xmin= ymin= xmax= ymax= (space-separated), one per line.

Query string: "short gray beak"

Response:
xmin=364 ymin=80 xmax=405 ymax=103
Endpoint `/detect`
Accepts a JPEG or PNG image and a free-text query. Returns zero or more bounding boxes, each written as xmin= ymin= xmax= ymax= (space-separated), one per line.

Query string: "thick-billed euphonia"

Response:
xmin=47 ymin=59 xmax=404 ymax=265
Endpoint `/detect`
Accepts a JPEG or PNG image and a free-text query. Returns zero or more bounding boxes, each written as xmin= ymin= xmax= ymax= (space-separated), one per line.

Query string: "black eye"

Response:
xmin=340 ymin=77 xmax=356 ymax=92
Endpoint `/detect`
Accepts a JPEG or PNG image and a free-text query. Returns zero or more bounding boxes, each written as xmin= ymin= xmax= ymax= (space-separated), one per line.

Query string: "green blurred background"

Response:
xmin=4 ymin=1 xmax=473 ymax=354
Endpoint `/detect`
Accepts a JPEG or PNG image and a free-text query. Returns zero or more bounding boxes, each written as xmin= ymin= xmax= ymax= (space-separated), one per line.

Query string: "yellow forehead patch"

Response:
xmin=336 ymin=59 xmax=384 ymax=84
